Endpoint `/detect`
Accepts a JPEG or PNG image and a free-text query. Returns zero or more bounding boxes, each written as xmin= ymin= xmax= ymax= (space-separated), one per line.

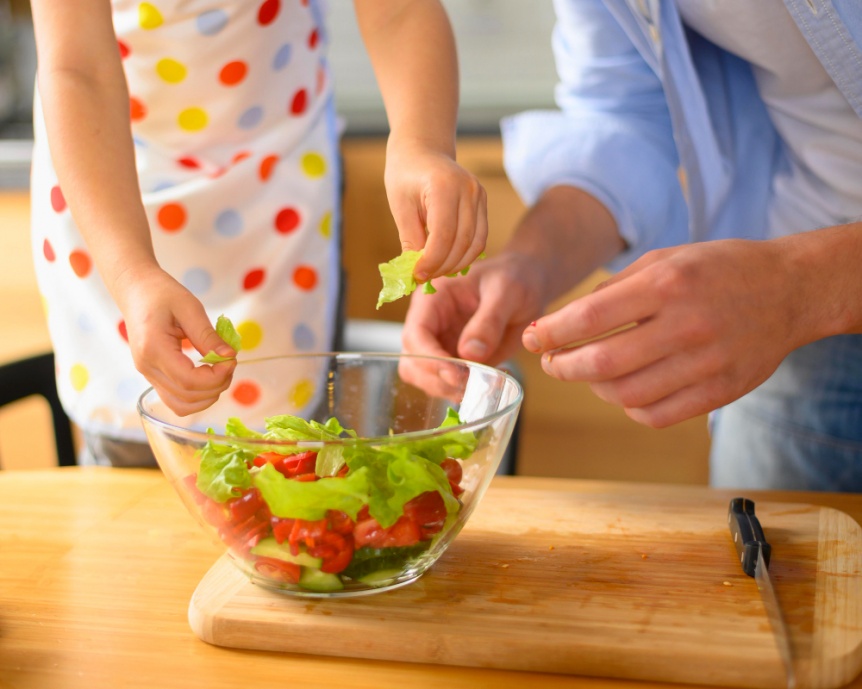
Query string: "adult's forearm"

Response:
xmin=501 ymin=185 xmax=626 ymax=309
xmin=781 ymin=222 xmax=862 ymax=342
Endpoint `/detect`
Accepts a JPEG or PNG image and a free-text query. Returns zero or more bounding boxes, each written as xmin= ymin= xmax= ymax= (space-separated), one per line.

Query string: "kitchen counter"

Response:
xmin=1 ymin=467 xmax=860 ymax=689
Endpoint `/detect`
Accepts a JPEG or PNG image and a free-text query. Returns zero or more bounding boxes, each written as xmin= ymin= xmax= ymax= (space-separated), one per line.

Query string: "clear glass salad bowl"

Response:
xmin=138 ymin=353 xmax=523 ymax=597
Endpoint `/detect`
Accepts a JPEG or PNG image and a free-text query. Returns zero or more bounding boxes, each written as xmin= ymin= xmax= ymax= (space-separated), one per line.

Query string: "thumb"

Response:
xmin=181 ymin=306 xmax=237 ymax=361
xmin=456 ymin=290 xmax=519 ymax=364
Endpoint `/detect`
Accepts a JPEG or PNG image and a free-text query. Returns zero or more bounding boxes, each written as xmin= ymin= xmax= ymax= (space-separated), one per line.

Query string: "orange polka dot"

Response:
xmin=69 ymin=249 xmax=92 ymax=278
xmin=157 ymin=203 xmax=187 ymax=231
xmin=43 ymin=239 xmax=55 ymax=262
xmin=219 ymin=60 xmax=248 ymax=86
xmin=130 ymin=96 xmax=147 ymax=121
xmin=232 ymin=150 xmax=251 ymax=165
xmin=259 ymin=154 xmax=279 ymax=181
xmin=275 ymin=207 xmax=300 ymax=234
xmin=316 ymin=64 xmax=326 ymax=95
xmin=50 ymin=185 xmax=66 ymax=212
xmin=118 ymin=320 xmax=128 ymax=342
xmin=118 ymin=40 xmax=130 ymax=59
xmin=293 ymin=265 xmax=317 ymax=291
xmin=243 ymin=268 xmax=265 ymax=290
xmin=232 ymin=380 xmax=261 ymax=406
xmin=290 ymin=89 xmax=307 ymax=116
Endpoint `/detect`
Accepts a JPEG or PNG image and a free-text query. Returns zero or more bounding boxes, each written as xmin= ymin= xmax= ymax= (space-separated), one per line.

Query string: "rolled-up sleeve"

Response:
xmin=501 ymin=0 xmax=689 ymax=272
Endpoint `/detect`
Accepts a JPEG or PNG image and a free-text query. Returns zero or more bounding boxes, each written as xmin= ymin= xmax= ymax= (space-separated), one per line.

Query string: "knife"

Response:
xmin=727 ymin=497 xmax=796 ymax=689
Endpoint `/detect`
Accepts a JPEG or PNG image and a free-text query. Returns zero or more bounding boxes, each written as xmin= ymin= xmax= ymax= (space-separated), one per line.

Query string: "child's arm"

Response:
xmin=29 ymin=0 xmax=235 ymax=415
xmin=353 ymin=0 xmax=488 ymax=283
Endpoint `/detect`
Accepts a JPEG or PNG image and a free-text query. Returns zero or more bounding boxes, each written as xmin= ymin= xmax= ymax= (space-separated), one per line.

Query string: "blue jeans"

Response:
xmin=709 ymin=334 xmax=862 ymax=491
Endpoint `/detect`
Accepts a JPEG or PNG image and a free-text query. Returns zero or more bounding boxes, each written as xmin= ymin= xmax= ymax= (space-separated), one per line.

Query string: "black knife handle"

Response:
xmin=727 ymin=497 xmax=772 ymax=577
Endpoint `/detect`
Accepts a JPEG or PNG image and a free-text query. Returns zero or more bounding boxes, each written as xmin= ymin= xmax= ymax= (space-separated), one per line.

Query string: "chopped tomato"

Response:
xmin=441 ymin=458 xmax=464 ymax=496
xmin=403 ymin=491 xmax=446 ymax=538
xmin=227 ymin=487 xmax=269 ymax=523
xmin=354 ymin=515 xmax=421 ymax=549
xmin=270 ymin=516 xmax=295 ymax=544
xmin=253 ymin=450 xmax=318 ymax=479
xmin=253 ymin=556 xmax=301 ymax=584
xmin=181 ymin=474 xmax=208 ymax=505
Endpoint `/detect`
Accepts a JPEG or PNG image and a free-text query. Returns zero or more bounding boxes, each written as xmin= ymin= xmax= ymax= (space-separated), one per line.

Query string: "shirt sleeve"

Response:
xmin=501 ymin=0 xmax=689 ymax=272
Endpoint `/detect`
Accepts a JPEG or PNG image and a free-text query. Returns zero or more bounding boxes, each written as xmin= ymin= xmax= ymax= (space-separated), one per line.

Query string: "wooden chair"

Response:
xmin=0 ymin=351 xmax=76 ymax=467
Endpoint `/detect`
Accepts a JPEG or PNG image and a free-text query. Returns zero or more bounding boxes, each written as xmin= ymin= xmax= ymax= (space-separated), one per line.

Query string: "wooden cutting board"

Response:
xmin=188 ymin=486 xmax=862 ymax=689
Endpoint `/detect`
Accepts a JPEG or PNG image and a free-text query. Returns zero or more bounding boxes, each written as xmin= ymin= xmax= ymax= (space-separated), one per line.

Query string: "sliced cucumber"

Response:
xmin=299 ymin=567 xmax=344 ymax=593
xmin=250 ymin=537 xmax=323 ymax=568
xmin=357 ymin=568 xmax=403 ymax=586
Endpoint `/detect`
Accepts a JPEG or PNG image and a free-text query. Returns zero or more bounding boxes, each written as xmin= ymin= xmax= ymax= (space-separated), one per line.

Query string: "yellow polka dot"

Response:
xmin=178 ymin=107 xmax=208 ymax=131
xmin=139 ymin=2 xmax=163 ymax=29
xmin=301 ymin=152 xmax=326 ymax=178
xmin=289 ymin=379 xmax=314 ymax=409
xmin=319 ymin=211 xmax=332 ymax=239
xmin=70 ymin=363 xmax=89 ymax=392
xmin=40 ymin=293 xmax=49 ymax=317
xmin=236 ymin=321 xmax=263 ymax=351
xmin=156 ymin=58 xmax=187 ymax=84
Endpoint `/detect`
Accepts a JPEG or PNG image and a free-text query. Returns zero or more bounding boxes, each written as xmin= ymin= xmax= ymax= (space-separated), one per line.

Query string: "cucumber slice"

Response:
xmin=299 ymin=567 xmax=344 ymax=593
xmin=342 ymin=542 xmax=430 ymax=581
xmin=357 ymin=568 xmax=403 ymax=586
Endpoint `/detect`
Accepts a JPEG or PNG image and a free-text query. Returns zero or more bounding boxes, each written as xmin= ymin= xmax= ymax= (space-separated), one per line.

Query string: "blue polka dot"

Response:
xmin=151 ymin=180 xmax=175 ymax=193
xmin=133 ymin=136 xmax=148 ymax=148
xmin=215 ymin=209 xmax=243 ymax=237
xmin=273 ymin=44 xmax=292 ymax=71
xmin=182 ymin=268 xmax=212 ymax=296
xmin=117 ymin=378 xmax=146 ymax=404
xmin=196 ymin=9 xmax=228 ymax=36
xmin=77 ymin=312 xmax=96 ymax=334
xmin=292 ymin=323 xmax=316 ymax=351
xmin=238 ymin=106 xmax=264 ymax=130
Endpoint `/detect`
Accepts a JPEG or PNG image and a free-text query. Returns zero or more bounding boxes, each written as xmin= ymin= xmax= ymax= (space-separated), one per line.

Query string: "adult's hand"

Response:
xmin=399 ymin=252 xmax=544 ymax=395
xmin=522 ymin=238 xmax=812 ymax=427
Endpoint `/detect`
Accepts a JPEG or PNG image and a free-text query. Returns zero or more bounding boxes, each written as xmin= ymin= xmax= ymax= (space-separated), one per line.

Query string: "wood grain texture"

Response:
xmin=190 ymin=487 xmax=862 ymax=689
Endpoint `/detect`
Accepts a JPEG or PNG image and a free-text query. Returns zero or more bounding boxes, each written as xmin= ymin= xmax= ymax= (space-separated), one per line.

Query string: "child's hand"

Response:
xmin=384 ymin=138 xmax=488 ymax=283
xmin=114 ymin=266 xmax=237 ymax=416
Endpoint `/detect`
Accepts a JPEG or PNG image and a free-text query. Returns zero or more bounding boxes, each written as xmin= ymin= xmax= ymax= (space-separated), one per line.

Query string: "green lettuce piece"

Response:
xmin=195 ymin=437 xmax=254 ymax=502
xmin=376 ymin=250 xmax=423 ymax=309
xmin=376 ymin=250 xmax=487 ymax=308
xmin=200 ymin=314 xmax=242 ymax=363
xmin=253 ymin=462 xmax=370 ymax=520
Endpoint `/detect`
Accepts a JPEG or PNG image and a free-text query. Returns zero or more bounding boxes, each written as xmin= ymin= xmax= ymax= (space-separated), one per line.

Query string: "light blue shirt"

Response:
xmin=501 ymin=0 xmax=862 ymax=272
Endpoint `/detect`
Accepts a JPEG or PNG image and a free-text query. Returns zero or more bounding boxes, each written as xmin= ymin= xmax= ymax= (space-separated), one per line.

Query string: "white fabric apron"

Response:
xmin=30 ymin=0 xmax=342 ymax=441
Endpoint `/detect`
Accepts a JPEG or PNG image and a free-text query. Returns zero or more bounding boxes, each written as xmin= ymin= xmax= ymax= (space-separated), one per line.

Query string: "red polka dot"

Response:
xmin=178 ymin=156 xmax=200 ymax=169
xmin=69 ymin=249 xmax=92 ymax=278
xmin=243 ymin=268 xmax=265 ymax=290
xmin=259 ymin=154 xmax=279 ymax=181
xmin=157 ymin=203 xmax=187 ymax=231
xmin=232 ymin=380 xmax=261 ymax=406
xmin=308 ymin=28 xmax=319 ymax=49
xmin=118 ymin=320 xmax=128 ymax=342
xmin=275 ymin=207 xmax=300 ymax=234
xmin=316 ymin=64 xmax=326 ymax=95
xmin=129 ymin=96 xmax=147 ymax=121
xmin=257 ymin=0 xmax=280 ymax=25
xmin=293 ymin=265 xmax=317 ymax=291
xmin=219 ymin=60 xmax=248 ymax=86
xmin=232 ymin=150 xmax=251 ymax=165
xmin=43 ymin=239 xmax=55 ymax=262
xmin=50 ymin=185 xmax=66 ymax=212
xmin=290 ymin=89 xmax=307 ymax=116
xmin=118 ymin=40 xmax=130 ymax=59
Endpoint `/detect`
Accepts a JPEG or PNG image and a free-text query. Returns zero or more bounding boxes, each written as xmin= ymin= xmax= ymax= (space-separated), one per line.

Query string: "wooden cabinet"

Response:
xmin=341 ymin=136 xmax=711 ymax=483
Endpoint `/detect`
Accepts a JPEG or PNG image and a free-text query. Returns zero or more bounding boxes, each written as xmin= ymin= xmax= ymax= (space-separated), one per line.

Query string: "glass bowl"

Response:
xmin=138 ymin=353 xmax=523 ymax=597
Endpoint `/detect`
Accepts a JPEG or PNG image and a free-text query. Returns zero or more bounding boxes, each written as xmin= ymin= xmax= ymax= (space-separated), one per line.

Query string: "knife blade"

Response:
xmin=727 ymin=497 xmax=796 ymax=689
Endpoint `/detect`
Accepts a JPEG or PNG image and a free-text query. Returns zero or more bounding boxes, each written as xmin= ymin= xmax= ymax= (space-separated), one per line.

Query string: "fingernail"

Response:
xmin=216 ymin=346 xmax=235 ymax=357
xmin=440 ymin=366 xmax=460 ymax=386
xmin=415 ymin=271 xmax=428 ymax=283
xmin=529 ymin=321 xmax=537 ymax=327
xmin=523 ymin=332 xmax=540 ymax=352
xmin=463 ymin=339 xmax=487 ymax=359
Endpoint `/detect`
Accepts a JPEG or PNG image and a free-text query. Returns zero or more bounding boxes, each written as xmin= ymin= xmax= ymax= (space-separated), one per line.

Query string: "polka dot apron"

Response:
xmin=30 ymin=0 xmax=342 ymax=442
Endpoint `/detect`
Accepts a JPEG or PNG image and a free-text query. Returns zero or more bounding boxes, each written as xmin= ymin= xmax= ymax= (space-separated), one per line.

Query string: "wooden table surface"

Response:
xmin=2 ymin=467 xmax=861 ymax=689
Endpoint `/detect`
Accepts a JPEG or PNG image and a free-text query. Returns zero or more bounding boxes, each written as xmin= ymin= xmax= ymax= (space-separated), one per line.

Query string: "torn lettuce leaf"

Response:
xmin=200 ymin=314 xmax=242 ymax=363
